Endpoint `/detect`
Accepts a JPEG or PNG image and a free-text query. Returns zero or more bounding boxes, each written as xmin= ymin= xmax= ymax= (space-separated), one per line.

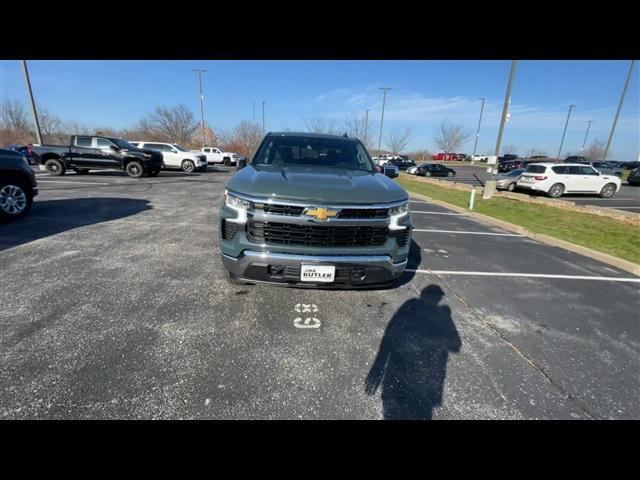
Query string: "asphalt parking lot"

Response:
xmin=1 ymin=167 xmax=638 ymax=419
xmin=415 ymin=165 xmax=640 ymax=215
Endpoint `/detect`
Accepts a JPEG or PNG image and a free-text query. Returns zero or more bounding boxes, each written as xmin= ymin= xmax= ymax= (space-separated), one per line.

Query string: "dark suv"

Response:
xmin=0 ymin=148 xmax=38 ymax=220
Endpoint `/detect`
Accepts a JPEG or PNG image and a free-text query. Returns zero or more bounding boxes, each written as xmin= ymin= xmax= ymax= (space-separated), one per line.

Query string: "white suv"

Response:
xmin=199 ymin=147 xmax=239 ymax=165
xmin=129 ymin=141 xmax=207 ymax=173
xmin=516 ymin=163 xmax=621 ymax=198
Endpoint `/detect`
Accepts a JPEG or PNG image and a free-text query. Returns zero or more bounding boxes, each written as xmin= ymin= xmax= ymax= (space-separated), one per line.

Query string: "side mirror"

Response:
xmin=236 ymin=157 xmax=248 ymax=170
xmin=374 ymin=165 xmax=382 ymax=173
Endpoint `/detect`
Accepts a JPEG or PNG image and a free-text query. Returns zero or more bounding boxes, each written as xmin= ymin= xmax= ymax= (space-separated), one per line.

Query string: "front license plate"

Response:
xmin=300 ymin=265 xmax=335 ymax=283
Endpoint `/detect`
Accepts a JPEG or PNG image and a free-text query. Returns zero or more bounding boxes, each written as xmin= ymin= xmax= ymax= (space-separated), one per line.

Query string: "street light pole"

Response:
xmin=580 ymin=120 xmax=594 ymax=155
xmin=602 ymin=60 xmax=636 ymax=161
xmin=484 ymin=60 xmax=517 ymax=199
xmin=377 ymin=87 xmax=391 ymax=153
xmin=364 ymin=109 xmax=370 ymax=147
xmin=262 ymin=100 xmax=266 ymax=133
xmin=20 ymin=60 xmax=42 ymax=145
xmin=193 ymin=68 xmax=207 ymax=149
xmin=557 ymin=104 xmax=575 ymax=159
xmin=472 ymin=97 xmax=486 ymax=160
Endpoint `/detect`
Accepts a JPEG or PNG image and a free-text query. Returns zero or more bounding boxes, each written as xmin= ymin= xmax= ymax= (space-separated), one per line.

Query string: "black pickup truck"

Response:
xmin=32 ymin=135 xmax=163 ymax=177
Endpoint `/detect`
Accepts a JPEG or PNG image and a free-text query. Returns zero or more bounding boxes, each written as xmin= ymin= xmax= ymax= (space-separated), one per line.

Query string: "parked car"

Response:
xmin=496 ymin=168 xmax=524 ymax=191
xmin=381 ymin=163 xmax=399 ymax=178
xmin=499 ymin=158 xmax=537 ymax=173
xmin=471 ymin=154 xmax=488 ymax=162
xmin=416 ymin=163 xmax=456 ymax=178
xmin=627 ymin=168 xmax=640 ymax=186
xmin=455 ymin=153 xmax=470 ymax=161
xmin=386 ymin=158 xmax=416 ymax=170
xmin=431 ymin=153 xmax=458 ymax=161
xmin=590 ymin=161 xmax=623 ymax=177
xmin=31 ymin=136 xmax=164 ymax=177
xmin=406 ymin=164 xmax=422 ymax=175
xmin=564 ymin=155 xmax=591 ymax=164
xmin=129 ymin=141 xmax=207 ymax=173
xmin=219 ymin=131 xmax=412 ymax=287
xmin=6 ymin=144 xmax=36 ymax=165
xmin=516 ymin=163 xmax=621 ymax=198
xmin=622 ymin=161 xmax=640 ymax=170
xmin=0 ymin=148 xmax=38 ymax=220
xmin=198 ymin=147 xmax=240 ymax=166
xmin=498 ymin=154 xmax=519 ymax=163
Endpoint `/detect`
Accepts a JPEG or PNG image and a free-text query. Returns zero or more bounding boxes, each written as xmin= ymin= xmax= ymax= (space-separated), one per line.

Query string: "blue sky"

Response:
xmin=1 ymin=60 xmax=638 ymax=159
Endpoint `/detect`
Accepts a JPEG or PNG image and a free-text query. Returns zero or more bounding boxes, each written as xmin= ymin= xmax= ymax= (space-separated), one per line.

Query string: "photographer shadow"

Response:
xmin=365 ymin=284 xmax=461 ymax=420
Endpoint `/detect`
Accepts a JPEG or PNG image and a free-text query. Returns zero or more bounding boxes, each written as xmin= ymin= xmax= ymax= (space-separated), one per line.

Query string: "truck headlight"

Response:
xmin=225 ymin=191 xmax=251 ymax=209
xmin=389 ymin=202 xmax=409 ymax=216
xmin=389 ymin=202 xmax=409 ymax=231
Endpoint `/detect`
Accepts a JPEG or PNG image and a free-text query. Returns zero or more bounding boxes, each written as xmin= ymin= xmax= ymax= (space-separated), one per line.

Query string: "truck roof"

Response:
xmin=266 ymin=131 xmax=355 ymax=141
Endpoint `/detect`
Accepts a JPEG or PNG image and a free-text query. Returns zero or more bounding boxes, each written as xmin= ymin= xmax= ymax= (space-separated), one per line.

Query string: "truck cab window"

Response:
xmin=75 ymin=137 xmax=92 ymax=148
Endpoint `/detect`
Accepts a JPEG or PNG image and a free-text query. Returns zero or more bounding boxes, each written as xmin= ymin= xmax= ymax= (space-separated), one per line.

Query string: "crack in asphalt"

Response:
xmin=431 ymin=271 xmax=597 ymax=420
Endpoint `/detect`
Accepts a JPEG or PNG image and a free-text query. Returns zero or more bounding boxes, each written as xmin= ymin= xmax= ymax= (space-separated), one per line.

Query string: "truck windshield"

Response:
xmin=253 ymin=137 xmax=374 ymax=172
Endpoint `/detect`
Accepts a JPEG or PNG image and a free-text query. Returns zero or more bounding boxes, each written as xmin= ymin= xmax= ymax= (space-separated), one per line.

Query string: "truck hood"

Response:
xmin=226 ymin=165 xmax=408 ymax=205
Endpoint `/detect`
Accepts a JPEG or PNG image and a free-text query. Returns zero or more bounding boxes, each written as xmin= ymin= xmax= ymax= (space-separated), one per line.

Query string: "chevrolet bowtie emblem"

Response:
xmin=305 ymin=207 xmax=339 ymax=221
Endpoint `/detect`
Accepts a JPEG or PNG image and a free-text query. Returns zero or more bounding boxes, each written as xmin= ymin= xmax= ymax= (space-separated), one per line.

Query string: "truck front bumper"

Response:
xmin=223 ymin=250 xmax=407 ymax=288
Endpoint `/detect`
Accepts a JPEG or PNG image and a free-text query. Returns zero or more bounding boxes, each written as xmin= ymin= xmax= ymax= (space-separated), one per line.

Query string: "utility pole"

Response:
xmin=192 ymin=68 xmax=207 ymax=149
xmin=580 ymin=120 xmax=594 ymax=155
xmin=364 ymin=109 xmax=370 ymax=147
xmin=557 ymin=104 xmax=575 ymax=159
xmin=377 ymin=87 xmax=391 ymax=153
xmin=262 ymin=100 xmax=266 ymax=133
xmin=484 ymin=61 xmax=517 ymax=199
xmin=472 ymin=97 xmax=486 ymax=160
xmin=602 ymin=60 xmax=636 ymax=161
xmin=21 ymin=60 xmax=42 ymax=145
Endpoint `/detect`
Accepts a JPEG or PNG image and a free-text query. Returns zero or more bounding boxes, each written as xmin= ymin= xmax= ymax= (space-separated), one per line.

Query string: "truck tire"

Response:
xmin=125 ymin=161 xmax=144 ymax=178
xmin=0 ymin=180 xmax=32 ymax=220
xmin=45 ymin=159 xmax=66 ymax=176
xmin=223 ymin=157 xmax=230 ymax=166
xmin=182 ymin=160 xmax=195 ymax=173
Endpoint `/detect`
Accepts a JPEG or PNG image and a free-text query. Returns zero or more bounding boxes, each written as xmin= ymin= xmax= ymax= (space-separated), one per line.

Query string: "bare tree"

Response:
xmin=407 ymin=149 xmax=432 ymax=163
xmin=343 ymin=112 xmax=376 ymax=149
xmin=0 ymin=98 xmax=31 ymax=131
xmin=386 ymin=127 xmax=413 ymax=155
xmin=524 ymin=147 xmax=548 ymax=158
xmin=219 ymin=121 xmax=263 ymax=157
xmin=142 ymin=105 xmax=199 ymax=145
xmin=302 ymin=115 xmax=340 ymax=135
xmin=583 ymin=139 xmax=607 ymax=160
xmin=433 ymin=120 xmax=472 ymax=154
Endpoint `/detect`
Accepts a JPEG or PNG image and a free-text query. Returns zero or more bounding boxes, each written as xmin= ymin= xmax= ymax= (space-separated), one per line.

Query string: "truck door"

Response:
xmin=70 ymin=136 xmax=100 ymax=167
xmin=94 ymin=137 xmax=123 ymax=170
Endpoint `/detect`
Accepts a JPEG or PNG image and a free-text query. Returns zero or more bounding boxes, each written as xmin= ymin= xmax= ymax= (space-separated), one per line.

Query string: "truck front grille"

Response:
xmin=247 ymin=221 xmax=389 ymax=247
xmin=338 ymin=208 xmax=388 ymax=219
xmin=260 ymin=204 xmax=305 ymax=216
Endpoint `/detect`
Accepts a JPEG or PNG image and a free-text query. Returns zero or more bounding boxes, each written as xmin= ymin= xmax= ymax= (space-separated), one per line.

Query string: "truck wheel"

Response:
xmin=599 ymin=183 xmax=617 ymax=198
xmin=0 ymin=181 xmax=32 ymax=220
xmin=547 ymin=183 xmax=564 ymax=198
xmin=223 ymin=157 xmax=230 ymax=166
xmin=45 ymin=159 xmax=66 ymax=176
xmin=125 ymin=161 xmax=144 ymax=178
xmin=182 ymin=160 xmax=195 ymax=173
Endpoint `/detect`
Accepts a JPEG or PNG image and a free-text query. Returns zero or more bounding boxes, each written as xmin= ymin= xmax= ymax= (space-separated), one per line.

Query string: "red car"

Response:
xmin=431 ymin=153 xmax=458 ymax=161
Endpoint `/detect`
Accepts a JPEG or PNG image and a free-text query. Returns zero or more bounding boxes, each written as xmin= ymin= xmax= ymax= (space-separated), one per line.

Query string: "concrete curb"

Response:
xmin=400 ymin=173 xmax=639 ymax=225
xmin=408 ymin=191 xmax=640 ymax=277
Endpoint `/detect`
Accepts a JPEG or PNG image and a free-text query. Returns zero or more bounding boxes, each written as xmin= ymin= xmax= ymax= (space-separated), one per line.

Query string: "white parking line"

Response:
xmin=413 ymin=229 xmax=525 ymax=237
xmin=37 ymin=180 xmax=109 ymax=185
xmin=411 ymin=211 xmax=468 ymax=216
xmin=407 ymin=269 xmax=640 ymax=283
